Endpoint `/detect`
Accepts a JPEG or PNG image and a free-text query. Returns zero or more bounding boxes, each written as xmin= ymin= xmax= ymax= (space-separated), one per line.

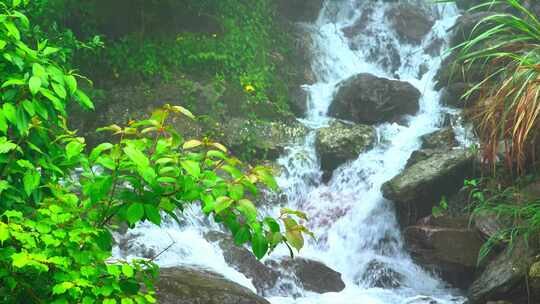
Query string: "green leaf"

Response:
xmin=23 ymin=170 xmax=40 ymax=196
xmin=0 ymin=223 xmax=9 ymax=244
xmin=121 ymin=298 xmax=134 ymax=304
xmin=286 ymin=230 xmax=304 ymax=252
xmin=181 ymin=160 xmax=201 ymax=178
xmin=1 ymin=78 xmax=25 ymax=88
xmin=122 ymin=264 xmax=134 ymax=278
xmin=233 ymin=226 xmax=251 ymax=245
xmin=4 ymin=22 xmax=20 ymax=40
xmin=28 ymin=76 xmax=41 ymax=95
xmin=251 ymin=232 xmax=268 ymax=259
xmin=21 ymin=100 xmax=35 ymax=116
xmin=51 ymin=82 xmax=67 ymax=99
xmin=11 ymin=252 xmax=29 ymax=268
xmin=229 ymin=184 xmax=244 ymax=201
xmin=126 ymin=203 xmax=144 ymax=225
xmin=66 ymin=141 xmax=84 ymax=160
xmin=96 ymin=230 xmax=113 ymax=251
xmin=52 ymin=282 xmax=74 ymax=295
xmin=32 ymin=63 xmax=46 ymax=77
xmin=0 ymin=40 xmax=6 ymax=50
xmin=0 ymin=112 xmax=7 ymax=134
xmin=0 ymin=137 xmax=17 ymax=154
xmin=74 ymin=89 xmax=94 ymax=110
xmin=256 ymin=168 xmax=278 ymax=191
xmin=214 ymin=196 xmax=233 ymax=214
xmin=64 ymin=75 xmax=77 ymax=94
xmin=3 ymin=103 xmax=16 ymax=124
xmin=124 ymin=146 xmax=149 ymax=168
xmin=89 ymin=143 xmax=113 ymax=162
xmin=236 ymin=199 xmax=257 ymax=222
xmin=144 ymin=204 xmax=161 ymax=225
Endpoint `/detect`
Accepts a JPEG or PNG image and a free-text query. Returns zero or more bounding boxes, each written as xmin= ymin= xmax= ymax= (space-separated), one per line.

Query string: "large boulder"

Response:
xmin=404 ymin=215 xmax=483 ymax=288
xmin=157 ymin=266 xmax=270 ymax=304
xmin=386 ymin=4 xmax=434 ymax=44
xmin=265 ymin=257 xmax=346 ymax=293
xmin=468 ymin=240 xmax=534 ymax=304
xmin=315 ymin=120 xmax=376 ymax=181
xmin=204 ymin=231 xmax=279 ymax=295
xmin=329 ymin=73 xmax=421 ymax=124
xmin=220 ymin=118 xmax=308 ymax=160
xmin=381 ymin=149 xmax=475 ymax=225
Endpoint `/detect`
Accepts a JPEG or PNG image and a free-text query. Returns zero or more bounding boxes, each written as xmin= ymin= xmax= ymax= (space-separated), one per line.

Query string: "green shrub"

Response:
xmin=0 ymin=2 xmax=309 ymax=302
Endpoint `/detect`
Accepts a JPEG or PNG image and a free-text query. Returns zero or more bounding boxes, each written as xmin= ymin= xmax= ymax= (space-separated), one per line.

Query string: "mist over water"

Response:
xmin=115 ymin=1 xmax=468 ymax=303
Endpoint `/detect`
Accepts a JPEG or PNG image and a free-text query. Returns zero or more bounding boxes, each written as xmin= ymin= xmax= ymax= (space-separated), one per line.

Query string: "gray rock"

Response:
xmin=204 ymin=231 xmax=279 ymax=295
xmin=329 ymin=73 xmax=420 ymax=124
xmin=468 ymin=239 xmax=534 ymax=304
xmin=221 ymin=118 xmax=308 ymax=160
xmin=315 ymin=120 xmax=376 ymax=181
xmin=421 ymin=127 xmax=458 ymax=150
xmin=387 ymin=4 xmax=434 ymax=44
xmin=404 ymin=215 xmax=483 ymax=288
xmin=265 ymin=257 xmax=346 ymax=293
xmin=381 ymin=149 xmax=475 ymax=225
xmin=157 ymin=266 xmax=270 ymax=304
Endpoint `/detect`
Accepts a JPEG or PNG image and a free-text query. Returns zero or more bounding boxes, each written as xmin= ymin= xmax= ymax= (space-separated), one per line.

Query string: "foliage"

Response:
xmin=0 ymin=2 xmax=309 ymax=303
xmin=465 ymin=176 xmax=540 ymax=263
xmin=445 ymin=0 xmax=540 ymax=173
xmin=83 ymin=0 xmax=293 ymax=112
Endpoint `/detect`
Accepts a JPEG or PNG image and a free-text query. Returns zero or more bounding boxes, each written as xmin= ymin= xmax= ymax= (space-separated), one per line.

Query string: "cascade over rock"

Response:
xmin=204 ymin=231 xmax=279 ymax=295
xmin=381 ymin=149 xmax=474 ymax=225
xmin=315 ymin=120 xmax=376 ymax=181
xmin=329 ymin=73 xmax=420 ymax=124
xmin=157 ymin=266 xmax=270 ymax=304
xmin=265 ymin=257 xmax=346 ymax=294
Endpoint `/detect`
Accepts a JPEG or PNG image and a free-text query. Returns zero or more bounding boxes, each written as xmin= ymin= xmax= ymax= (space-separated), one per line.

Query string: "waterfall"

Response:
xmin=114 ymin=1 xmax=467 ymax=303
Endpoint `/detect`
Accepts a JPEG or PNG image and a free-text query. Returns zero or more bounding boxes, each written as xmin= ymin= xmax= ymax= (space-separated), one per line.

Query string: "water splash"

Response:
xmin=115 ymin=1 xmax=468 ymax=303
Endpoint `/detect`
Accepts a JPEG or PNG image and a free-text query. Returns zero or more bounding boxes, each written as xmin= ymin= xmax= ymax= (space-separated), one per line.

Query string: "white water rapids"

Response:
xmin=114 ymin=1 xmax=469 ymax=303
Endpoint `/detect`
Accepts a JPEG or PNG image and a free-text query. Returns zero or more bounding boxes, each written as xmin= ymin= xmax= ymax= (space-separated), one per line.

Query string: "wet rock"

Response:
xmin=421 ymin=127 xmax=458 ymax=150
xmin=386 ymin=4 xmax=434 ymax=44
xmin=405 ymin=149 xmax=439 ymax=168
xmin=468 ymin=239 xmax=534 ymax=304
xmin=220 ymin=118 xmax=308 ymax=160
xmin=404 ymin=215 xmax=483 ymax=288
xmin=329 ymin=73 xmax=421 ymax=124
xmin=381 ymin=149 xmax=475 ymax=225
xmin=265 ymin=257 xmax=346 ymax=293
xmin=290 ymin=86 xmax=309 ymax=116
xmin=529 ymin=261 xmax=540 ymax=301
xmin=359 ymin=260 xmax=403 ymax=289
xmin=157 ymin=266 xmax=270 ymax=304
xmin=315 ymin=120 xmax=376 ymax=181
xmin=276 ymin=0 xmax=324 ymax=23
xmin=473 ymin=210 xmax=508 ymax=240
xmin=204 ymin=231 xmax=279 ymax=295
xmin=435 ymin=12 xmax=492 ymax=107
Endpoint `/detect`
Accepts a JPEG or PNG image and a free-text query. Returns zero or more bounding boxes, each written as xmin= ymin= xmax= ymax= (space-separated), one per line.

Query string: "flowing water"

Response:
xmin=114 ymin=1 xmax=468 ymax=303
